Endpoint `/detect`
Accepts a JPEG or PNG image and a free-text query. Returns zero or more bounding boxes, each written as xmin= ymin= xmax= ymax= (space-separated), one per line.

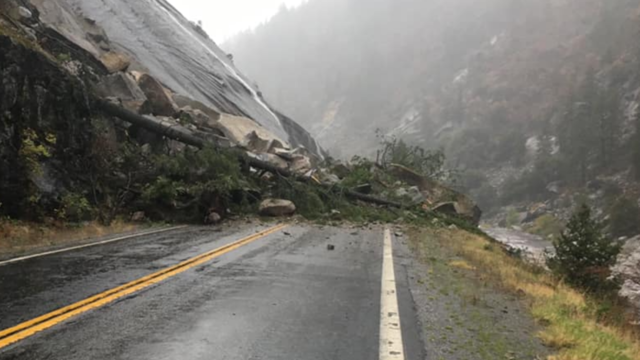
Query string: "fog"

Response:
xmin=225 ymin=0 xmax=640 ymax=213
xmin=168 ymin=0 xmax=306 ymax=42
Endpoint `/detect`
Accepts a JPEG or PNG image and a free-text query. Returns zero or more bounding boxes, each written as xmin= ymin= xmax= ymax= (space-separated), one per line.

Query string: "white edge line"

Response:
xmin=380 ymin=228 xmax=406 ymax=360
xmin=0 ymin=225 xmax=189 ymax=266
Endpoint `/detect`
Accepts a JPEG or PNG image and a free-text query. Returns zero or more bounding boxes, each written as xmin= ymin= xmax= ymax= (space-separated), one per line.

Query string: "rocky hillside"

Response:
xmin=226 ymin=0 xmax=640 ymax=215
xmin=225 ymin=0 xmax=640 ymax=313
xmin=0 ymin=0 xmax=324 ymax=223
xmin=0 ymin=0 xmax=481 ymax=228
xmin=32 ymin=0 xmax=322 ymax=156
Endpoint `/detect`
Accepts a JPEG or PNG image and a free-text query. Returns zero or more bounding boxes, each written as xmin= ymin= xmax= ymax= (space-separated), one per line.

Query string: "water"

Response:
xmin=484 ymin=228 xmax=553 ymax=264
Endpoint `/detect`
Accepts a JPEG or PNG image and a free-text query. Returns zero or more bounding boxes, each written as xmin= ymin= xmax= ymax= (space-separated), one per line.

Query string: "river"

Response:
xmin=483 ymin=227 xmax=553 ymax=265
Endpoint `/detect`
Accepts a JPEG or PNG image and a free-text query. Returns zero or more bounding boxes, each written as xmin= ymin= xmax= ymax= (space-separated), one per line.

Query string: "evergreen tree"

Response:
xmin=547 ymin=204 xmax=621 ymax=292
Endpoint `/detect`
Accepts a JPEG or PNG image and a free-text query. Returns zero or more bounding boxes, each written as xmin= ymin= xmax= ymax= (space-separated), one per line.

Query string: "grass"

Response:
xmin=413 ymin=227 xmax=640 ymax=360
xmin=0 ymin=218 xmax=146 ymax=256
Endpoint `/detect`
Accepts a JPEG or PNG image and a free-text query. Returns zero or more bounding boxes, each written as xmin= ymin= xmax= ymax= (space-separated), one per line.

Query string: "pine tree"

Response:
xmin=547 ymin=204 xmax=621 ymax=292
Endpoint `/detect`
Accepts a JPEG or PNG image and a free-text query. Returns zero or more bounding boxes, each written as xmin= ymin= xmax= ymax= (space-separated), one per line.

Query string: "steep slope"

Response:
xmin=227 ymin=0 xmax=639 ymax=155
xmin=32 ymin=0 xmax=322 ymax=155
xmin=225 ymin=0 xmax=640 ymax=213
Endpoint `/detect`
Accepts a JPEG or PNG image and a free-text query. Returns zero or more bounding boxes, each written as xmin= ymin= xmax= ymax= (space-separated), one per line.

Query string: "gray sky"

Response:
xmin=168 ymin=0 xmax=306 ymax=43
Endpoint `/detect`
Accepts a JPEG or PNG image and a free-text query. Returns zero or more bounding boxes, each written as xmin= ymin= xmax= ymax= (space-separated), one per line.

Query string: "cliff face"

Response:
xmin=0 ymin=0 xmax=330 ymax=224
xmin=0 ymin=30 xmax=100 ymax=218
xmin=31 ymin=0 xmax=322 ymax=156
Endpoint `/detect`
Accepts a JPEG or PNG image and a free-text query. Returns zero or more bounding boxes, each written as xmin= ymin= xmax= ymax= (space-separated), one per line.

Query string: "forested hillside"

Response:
xmin=226 ymin=0 xmax=640 ymax=222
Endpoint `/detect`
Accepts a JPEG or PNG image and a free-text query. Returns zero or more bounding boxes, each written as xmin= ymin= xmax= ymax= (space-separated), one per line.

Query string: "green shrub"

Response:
xmin=341 ymin=157 xmax=375 ymax=188
xmin=55 ymin=193 xmax=93 ymax=222
xmin=270 ymin=179 xmax=327 ymax=219
xmin=142 ymin=177 xmax=184 ymax=205
xmin=138 ymin=147 xmax=250 ymax=221
xmin=547 ymin=204 xmax=621 ymax=293
xmin=376 ymin=132 xmax=450 ymax=181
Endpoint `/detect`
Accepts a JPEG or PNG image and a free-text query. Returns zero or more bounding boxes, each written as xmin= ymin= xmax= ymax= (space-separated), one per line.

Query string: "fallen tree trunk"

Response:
xmin=339 ymin=189 xmax=403 ymax=208
xmin=97 ymin=99 xmax=207 ymax=148
xmin=96 ymin=99 xmax=404 ymax=209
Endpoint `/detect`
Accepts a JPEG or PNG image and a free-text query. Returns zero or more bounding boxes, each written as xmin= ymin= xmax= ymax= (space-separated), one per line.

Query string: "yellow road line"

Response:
xmin=0 ymin=223 xmax=288 ymax=350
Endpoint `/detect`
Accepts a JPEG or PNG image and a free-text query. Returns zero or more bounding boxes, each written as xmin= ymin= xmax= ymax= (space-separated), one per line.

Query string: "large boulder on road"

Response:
xmin=259 ymin=199 xmax=296 ymax=217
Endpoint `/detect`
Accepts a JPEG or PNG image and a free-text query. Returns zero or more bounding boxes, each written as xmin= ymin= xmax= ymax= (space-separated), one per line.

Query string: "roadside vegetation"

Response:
xmin=547 ymin=204 xmax=621 ymax=293
xmin=0 ymin=219 xmax=142 ymax=256
xmin=411 ymin=202 xmax=640 ymax=360
xmin=1 ymin=102 xmax=471 ymax=250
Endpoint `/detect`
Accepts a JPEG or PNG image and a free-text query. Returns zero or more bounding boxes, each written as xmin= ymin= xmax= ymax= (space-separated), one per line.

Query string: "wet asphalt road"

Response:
xmin=0 ymin=222 xmax=423 ymax=359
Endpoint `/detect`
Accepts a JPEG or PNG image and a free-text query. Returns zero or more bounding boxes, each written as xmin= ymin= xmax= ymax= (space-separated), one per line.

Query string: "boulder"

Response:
xmin=18 ymin=6 xmax=32 ymax=20
xmin=132 ymin=72 xmax=178 ymax=116
xmin=273 ymin=147 xmax=295 ymax=160
xmin=259 ymin=199 xmax=296 ymax=217
xmin=395 ymin=186 xmax=425 ymax=204
xmin=250 ymin=153 xmax=289 ymax=171
xmin=172 ymin=94 xmax=221 ymax=123
xmin=389 ymin=163 xmax=482 ymax=225
xmin=179 ymin=106 xmax=211 ymax=127
xmin=317 ymin=170 xmax=341 ymax=185
xmin=245 ymin=131 xmax=285 ymax=154
xmin=130 ymin=211 xmax=145 ymax=222
xmin=215 ymin=113 xmax=288 ymax=149
xmin=289 ymin=155 xmax=312 ymax=175
xmin=204 ymin=211 xmax=222 ymax=224
xmin=96 ymin=73 xmax=150 ymax=114
xmin=432 ymin=202 xmax=458 ymax=217
xmin=99 ymin=51 xmax=130 ymax=73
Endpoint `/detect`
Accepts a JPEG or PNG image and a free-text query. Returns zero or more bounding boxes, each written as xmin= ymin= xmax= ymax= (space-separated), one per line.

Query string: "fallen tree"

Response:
xmin=95 ymin=99 xmax=404 ymax=209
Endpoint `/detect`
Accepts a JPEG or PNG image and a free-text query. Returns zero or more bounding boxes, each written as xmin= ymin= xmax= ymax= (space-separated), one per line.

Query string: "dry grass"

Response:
xmin=414 ymin=227 xmax=640 ymax=360
xmin=449 ymin=259 xmax=476 ymax=271
xmin=0 ymin=219 xmax=141 ymax=256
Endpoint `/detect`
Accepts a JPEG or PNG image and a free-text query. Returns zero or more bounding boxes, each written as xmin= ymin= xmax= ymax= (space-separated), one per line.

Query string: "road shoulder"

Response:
xmin=399 ymin=227 xmax=550 ymax=360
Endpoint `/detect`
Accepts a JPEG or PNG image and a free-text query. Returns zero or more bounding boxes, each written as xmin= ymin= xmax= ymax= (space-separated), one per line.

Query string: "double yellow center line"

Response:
xmin=0 ymin=223 xmax=288 ymax=350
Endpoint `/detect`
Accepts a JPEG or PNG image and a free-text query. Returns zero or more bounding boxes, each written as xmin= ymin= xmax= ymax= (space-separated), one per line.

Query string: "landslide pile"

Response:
xmin=0 ymin=1 xmax=479 ymax=228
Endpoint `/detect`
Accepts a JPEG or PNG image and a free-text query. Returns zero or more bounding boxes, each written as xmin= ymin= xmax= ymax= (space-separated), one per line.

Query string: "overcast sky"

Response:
xmin=168 ymin=0 xmax=306 ymax=43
